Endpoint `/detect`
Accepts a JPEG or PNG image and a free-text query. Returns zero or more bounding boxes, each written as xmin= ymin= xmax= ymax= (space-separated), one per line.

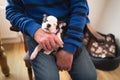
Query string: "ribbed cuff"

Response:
xmin=62 ymin=43 xmax=77 ymax=54
xmin=25 ymin=21 xmax=41 ymax=37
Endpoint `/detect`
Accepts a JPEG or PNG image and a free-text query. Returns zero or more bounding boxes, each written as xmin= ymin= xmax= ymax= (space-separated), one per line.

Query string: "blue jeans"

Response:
xmin=26 ymin=36 xmax=97 ymax=80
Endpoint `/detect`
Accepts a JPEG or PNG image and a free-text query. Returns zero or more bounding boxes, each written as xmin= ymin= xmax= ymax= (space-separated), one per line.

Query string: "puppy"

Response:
xmin=30 ymin=15 xmax=66 ymax=60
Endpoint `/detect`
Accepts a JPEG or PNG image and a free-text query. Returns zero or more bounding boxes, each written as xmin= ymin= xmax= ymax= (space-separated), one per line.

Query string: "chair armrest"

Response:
xmin=10 ymin=26 xmax=20 ymax=32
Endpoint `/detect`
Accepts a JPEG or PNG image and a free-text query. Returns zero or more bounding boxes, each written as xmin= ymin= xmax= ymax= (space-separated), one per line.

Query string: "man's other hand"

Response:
xmin=55 ymin=50 xmax=73 ymax=71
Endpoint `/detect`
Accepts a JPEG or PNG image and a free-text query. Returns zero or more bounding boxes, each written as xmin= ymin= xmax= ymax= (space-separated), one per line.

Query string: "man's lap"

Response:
xmin=26 ymin=36 xmax=97 ymax=80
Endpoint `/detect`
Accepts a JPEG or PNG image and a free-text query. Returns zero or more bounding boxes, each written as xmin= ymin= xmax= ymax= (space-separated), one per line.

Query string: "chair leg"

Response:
xmin=24 ymin=52 xmax=33 ymax=80
xmin=27 ymin=66 xmax=33 ymax=80
xmin=23 ymin=35 xmax=33 ymax=80
xmin=25 ymin=60 xmax=33 ymax=80
xmin=0 ymin=46 xmax=10 ymax=77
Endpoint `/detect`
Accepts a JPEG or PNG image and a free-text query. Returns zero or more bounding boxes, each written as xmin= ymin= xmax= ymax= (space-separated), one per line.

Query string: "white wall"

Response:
xmin=0 ymin=0 xmax=22 ymax=43
xmin=0 ymin=0 xmax=5 ymax=6
xmin=96 ymin=0 xmax=120 ymax=34
xmin=0 ymin=6 xmax=18 ymax=38
xmin=96 ymin=0 xmax=120 ymax=43
xmin=88 ymin=0 xmax=107 ymax=28
xmin=0 ymin=0 xmax=16 ymax=38
xmin=88 ymin=0 xmax=120 ymax=44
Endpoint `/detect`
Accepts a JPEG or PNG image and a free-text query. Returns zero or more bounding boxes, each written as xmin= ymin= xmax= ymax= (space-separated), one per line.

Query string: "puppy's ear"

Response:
xmin=43 ymin=14 xmax=48 ymax=22
xmin=58 ymin=21 xmax=66 ymax=28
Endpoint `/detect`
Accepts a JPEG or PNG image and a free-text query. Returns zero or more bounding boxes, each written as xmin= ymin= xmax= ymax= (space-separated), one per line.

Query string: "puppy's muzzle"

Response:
xmin=43 ymin=23 xmax=51 ymax=33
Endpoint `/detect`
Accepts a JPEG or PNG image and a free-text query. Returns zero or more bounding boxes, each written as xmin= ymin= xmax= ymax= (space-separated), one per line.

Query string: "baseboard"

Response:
xmin=1 ymin=37 xmax=24 ymax=44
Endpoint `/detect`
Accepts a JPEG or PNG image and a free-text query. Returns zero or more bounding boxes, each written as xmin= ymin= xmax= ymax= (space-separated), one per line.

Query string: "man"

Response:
xmin=6 ymin=0 xmax=97 ymax=80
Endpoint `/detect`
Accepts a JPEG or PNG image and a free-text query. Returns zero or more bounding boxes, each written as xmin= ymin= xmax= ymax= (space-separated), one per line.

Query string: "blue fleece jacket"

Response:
xmin=6 ymin=0 xmax=89 ymax=54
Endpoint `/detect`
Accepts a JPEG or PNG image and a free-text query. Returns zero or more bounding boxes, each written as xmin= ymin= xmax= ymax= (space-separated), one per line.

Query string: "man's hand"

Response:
xmin=34 ymin=28 xmax=63 ymax=52
xmin=55 ymin=50 xmax=73 ymax=71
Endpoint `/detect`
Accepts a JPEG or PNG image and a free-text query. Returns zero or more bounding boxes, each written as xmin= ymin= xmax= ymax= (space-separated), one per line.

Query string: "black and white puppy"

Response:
xmin=30 ymin=15 xmax=66 ymax=60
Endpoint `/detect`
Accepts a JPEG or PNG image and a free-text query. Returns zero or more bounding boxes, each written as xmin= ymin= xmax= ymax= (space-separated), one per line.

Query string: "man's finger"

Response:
xmin=45 ymin=40 xmax=52 ymax=51
xmin=49 ymin=38 xmax=57 ymax=50
xmin=54 ymin=37 xmax=63 ymax=48
xmin=41 ymin=42 xmax=49 ymax=52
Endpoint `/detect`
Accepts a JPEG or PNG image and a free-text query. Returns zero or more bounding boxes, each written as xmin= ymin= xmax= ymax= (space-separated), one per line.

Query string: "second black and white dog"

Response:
xmin=30 ymin=15 xmax=66 ymax=60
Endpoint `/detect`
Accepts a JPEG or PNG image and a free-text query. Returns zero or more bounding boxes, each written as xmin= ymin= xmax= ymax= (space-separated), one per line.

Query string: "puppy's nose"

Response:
xmin=47 ymin=24 xmax=51 ymax=28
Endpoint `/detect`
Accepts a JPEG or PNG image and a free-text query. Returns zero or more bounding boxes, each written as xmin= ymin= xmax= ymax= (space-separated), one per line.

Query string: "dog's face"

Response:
xmin=41 ymin=16 xmax=58 ymax=33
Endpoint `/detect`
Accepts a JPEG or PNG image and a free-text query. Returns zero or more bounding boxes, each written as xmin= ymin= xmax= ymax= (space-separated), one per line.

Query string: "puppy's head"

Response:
xmin=41 ymin=15 xmax=58 ymax=33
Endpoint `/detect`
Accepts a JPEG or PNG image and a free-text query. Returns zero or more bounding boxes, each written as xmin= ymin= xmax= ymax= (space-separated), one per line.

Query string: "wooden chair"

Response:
xmin=10 ymin=26 xmax=33 ymax=80
xmin=0 ymin=39 xmax=10 ymax=77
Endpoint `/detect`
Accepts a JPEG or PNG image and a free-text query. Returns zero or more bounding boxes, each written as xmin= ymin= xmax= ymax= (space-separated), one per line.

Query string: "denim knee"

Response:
xmin=70 ymin=70 xmax=97 ymax=80
xmin=82 ymin=71 xmax=97 ymax=80
xmin=34 ymin=71 xmax=59 ymax=80
xmin=69 ymin=44 xmax=97 ymax=80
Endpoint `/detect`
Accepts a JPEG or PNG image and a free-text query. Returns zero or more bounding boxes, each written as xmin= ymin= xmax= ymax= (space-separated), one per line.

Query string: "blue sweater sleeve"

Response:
xmin=6 ymin=0 xmax=40 ymax=37
xmin=62 ymin=0 xmax=89 ymax=54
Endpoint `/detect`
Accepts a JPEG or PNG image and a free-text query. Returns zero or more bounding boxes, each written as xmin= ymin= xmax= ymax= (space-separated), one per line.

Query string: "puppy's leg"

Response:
xmin=30 ymin=45 xmax=42 ymax=60
xmin=57 ymin=32 xmax=63 ymax=43
xmin=44 ymin=50 xmax=53 ymax=55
